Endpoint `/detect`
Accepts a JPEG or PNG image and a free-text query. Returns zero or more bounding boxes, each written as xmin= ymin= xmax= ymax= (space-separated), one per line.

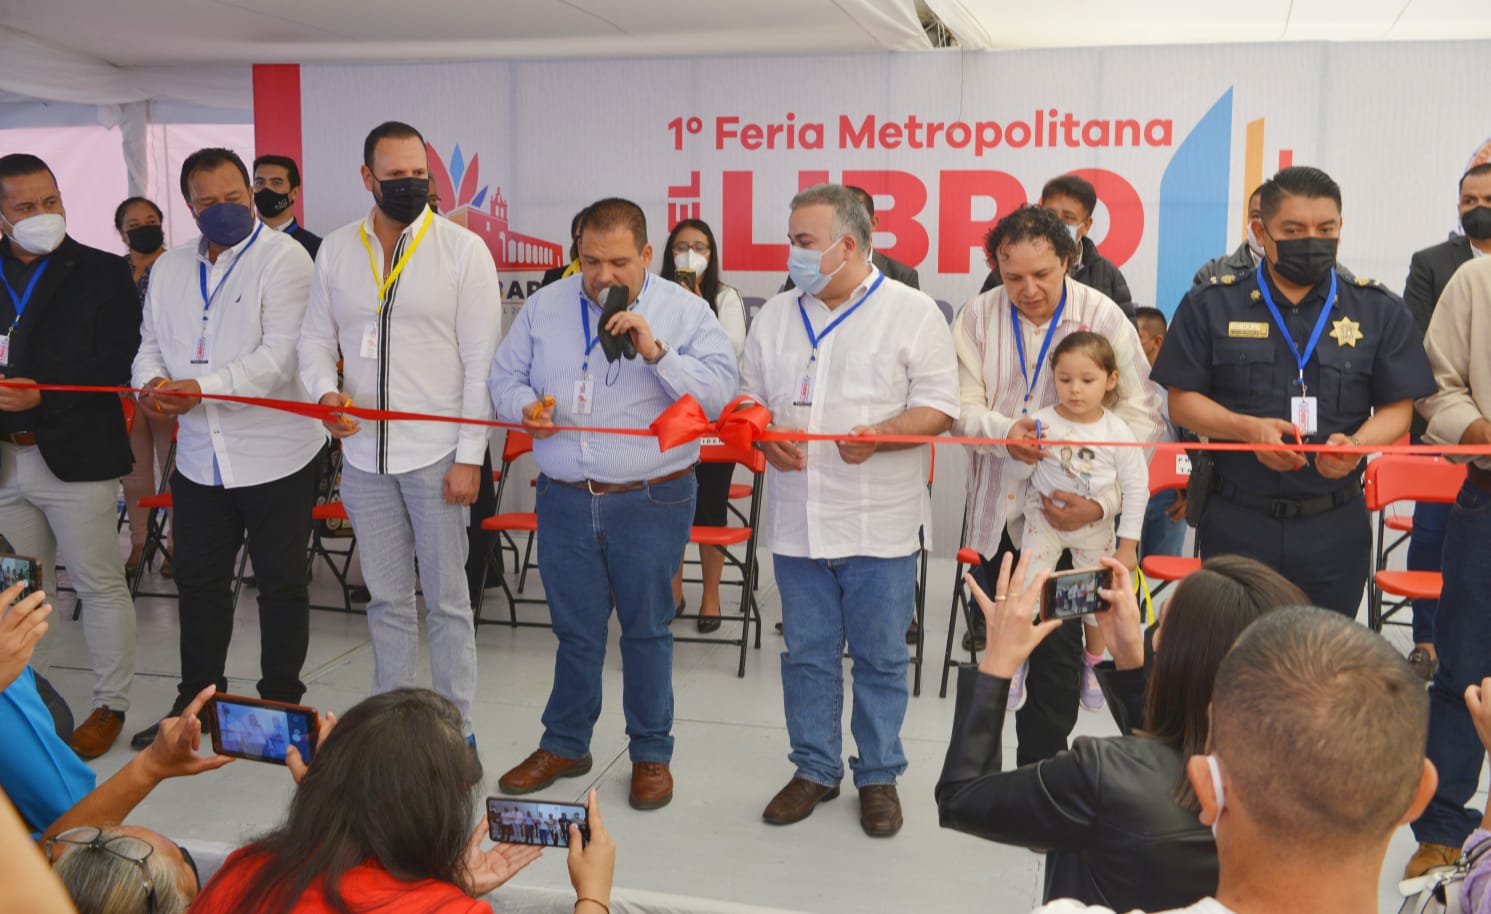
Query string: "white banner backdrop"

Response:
xmin=295 ymin=43 xmax=1490 ymax=555
xmin=299 ymin=42 xmax=1490 ymax=317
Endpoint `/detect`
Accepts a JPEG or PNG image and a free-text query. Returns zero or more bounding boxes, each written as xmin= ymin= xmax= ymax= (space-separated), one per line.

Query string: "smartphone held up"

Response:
xmin=206 ymin=693 xmax=319 ymax=766
xmin=1040 ymin=566 xmax=1114 ymax=622
xmin=487 ymin=797 xmax=589 ymax=848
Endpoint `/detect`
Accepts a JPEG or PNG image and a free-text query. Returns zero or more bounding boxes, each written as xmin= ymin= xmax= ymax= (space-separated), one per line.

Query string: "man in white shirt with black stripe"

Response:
xmin=742 ymin=183 xmax=959 ymax=837
xmin=130 ymin=147 xmax=327 ymax=746
xmin=299 ymin=121 xmax=502 ymax=738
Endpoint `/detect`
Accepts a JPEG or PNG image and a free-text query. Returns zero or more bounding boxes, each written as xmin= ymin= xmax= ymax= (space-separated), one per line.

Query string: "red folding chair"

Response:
xmin=475 ymin=430 xmax=546 ymax=627
xmin=1365 ymin=455 xmax=1466 ymax=633
xmin=674 ymin=434 xmax=767 ymax=677
xmin=1138 ymin=449 xmax=1201 ymax=598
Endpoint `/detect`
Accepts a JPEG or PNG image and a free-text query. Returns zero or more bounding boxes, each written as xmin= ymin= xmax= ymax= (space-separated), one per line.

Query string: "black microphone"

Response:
xmin=597 ymin=285 xmax=637 ymax=362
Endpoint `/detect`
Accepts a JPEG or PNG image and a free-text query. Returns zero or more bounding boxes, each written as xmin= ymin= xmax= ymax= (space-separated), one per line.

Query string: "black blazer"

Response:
xmin=1404 ymin=235 xmax=1474 ymax=339
xmin=935 ymin=665 xmax=1218 ymax=912
xmin=0 ymin=237 xmax=139 ymax=482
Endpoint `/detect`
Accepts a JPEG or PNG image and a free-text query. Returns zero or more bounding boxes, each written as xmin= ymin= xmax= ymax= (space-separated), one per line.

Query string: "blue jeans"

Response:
xmin=1140 ymin=489 xmax=1188 ymax=560
xmin=535 ymin=472 xmax=695 ymax=764
xmin=1414 ymin=478 xmax=1491 ymax=847
xmin=775 ymin=552 xmax=917 ymax=789
xmin=1408 ymin=500 xmax=1452 ymax=644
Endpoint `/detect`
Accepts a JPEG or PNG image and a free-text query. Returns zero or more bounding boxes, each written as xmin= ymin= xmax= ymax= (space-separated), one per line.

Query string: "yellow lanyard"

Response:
xmin=359 ymin=213 xmax=433 ymax=313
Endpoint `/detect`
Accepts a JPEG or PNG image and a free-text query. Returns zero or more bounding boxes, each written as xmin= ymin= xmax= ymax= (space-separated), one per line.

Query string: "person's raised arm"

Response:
xmin=38 ymin=684 xmax=232 ymax=845
xmin=0 ymin=793 xmax=76 ymax=914
xmin=568 ymin=789 xmax=615 ymax=914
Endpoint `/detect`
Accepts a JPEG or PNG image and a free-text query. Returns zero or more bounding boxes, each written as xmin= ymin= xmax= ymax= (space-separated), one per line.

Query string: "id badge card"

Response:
xmin=793 ymin=362 xmax=817 ymax=407
xmin=190 ymin=335 xmax=209 ymax=365
xmin=360 ymin=321 xmax=379 ymax=360
xmin=572 ymin=377 xmax=594 ymax=416
xmin=1290 ymin=396 xmax=1319 ymax=435
xmin=0 ymin=333 xmax=11 ymax=367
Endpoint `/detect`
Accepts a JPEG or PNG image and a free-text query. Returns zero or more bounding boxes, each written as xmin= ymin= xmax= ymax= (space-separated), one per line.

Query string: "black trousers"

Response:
xmin=1198 ymin=492 xmax=1369 ymax=617
xmin=979 ymin=528 xmax=1082 ymax=767
xmin=465 ymin=449 xmax=498 ymax=606
xmin=170 ymin=448 xmax=323 ymax=705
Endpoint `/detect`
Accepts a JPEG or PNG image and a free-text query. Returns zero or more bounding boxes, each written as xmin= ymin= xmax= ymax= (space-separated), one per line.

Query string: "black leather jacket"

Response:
xmin=935 ymin=665 xmax=1218 ymax=911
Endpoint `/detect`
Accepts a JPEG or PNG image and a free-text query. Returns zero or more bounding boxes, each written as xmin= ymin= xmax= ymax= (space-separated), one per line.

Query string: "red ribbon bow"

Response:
xmin=649 ymin=394 xmax=773 ymax=451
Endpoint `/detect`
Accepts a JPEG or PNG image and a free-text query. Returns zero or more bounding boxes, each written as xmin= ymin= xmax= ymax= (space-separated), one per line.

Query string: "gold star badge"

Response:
xmin=1250 ymin=290 xmax=1261 ymax=302
xmin=1330 ymin=316 xmax=1363 ymax=347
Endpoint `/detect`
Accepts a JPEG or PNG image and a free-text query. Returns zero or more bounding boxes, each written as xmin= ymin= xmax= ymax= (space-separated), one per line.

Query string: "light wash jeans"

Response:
xmin=1 ymin=442 xmax=135 ymax=711
xmin=340 ymin=453 xmax=477 ymax=732
xmin=774 ymin=551 xmax=917 ymax=789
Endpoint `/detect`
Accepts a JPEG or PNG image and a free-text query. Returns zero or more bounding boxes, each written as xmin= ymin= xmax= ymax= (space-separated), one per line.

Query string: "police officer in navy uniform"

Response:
xmin=1153 ymin=166 xmax=1435 ymax=617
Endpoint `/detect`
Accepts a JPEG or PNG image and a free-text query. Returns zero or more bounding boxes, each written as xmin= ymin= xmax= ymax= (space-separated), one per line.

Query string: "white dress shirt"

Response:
xmin=132 ymin=223 xmax=326 ymax=488
xmin=740 ymin=269 xmax=960 ymax=560
xmin=299 ymin=207 xmax=503 ymax=475
xmin=952 ymin=279 xmax=1163 ymax=557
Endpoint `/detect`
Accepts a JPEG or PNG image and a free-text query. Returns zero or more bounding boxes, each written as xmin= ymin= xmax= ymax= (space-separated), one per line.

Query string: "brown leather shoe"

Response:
xmin=70 ymin=706 xmax=125 ymax=760
xmin=762 ymin=776 xmax=840 ymax=825
xmin=1404 ymin=841 xmax=1460 ymax=878
xmin=859 ymin=784 xmax=903 ymax=837
xmin=497 ymin=749 xmax=593 ymax=795
xmin=629 ymin=762 xmax=673 ymax=810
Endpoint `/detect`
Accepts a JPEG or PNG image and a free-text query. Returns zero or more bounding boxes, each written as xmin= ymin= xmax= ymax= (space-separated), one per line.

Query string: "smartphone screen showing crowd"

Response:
xmin=486 ymin=797 xmax=589 ymax=848
xmin=207 ymin=694 xmax=318 ymax=765
xmin=1040 ymin=567 xmax=1113 ymax=621
xmin=0 ymin=553 xmax=42 ymax=598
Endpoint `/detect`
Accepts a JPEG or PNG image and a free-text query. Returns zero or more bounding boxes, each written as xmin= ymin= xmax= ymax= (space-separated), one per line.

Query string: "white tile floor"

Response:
xmin=33 ymin=539 xmax=1481 ymax=914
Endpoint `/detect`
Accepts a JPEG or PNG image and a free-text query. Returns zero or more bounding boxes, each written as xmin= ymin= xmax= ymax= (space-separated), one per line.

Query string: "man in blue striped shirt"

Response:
xmin=488 ymin=198 xmax=737 ymax=810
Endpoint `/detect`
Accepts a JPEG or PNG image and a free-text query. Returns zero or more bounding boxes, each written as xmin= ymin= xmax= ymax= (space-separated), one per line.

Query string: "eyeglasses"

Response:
xmin=46 ymin=826 xmax=160 ymax=914
xmin=671 ymin=241 xmax=710 ymax=255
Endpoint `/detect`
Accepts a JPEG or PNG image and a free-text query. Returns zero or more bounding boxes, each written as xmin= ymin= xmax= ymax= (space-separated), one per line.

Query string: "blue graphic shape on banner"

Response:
xmin=450 ymin=143 xmax=467 ymax=190
xmin=1155 ymin=88 xmax=1233 ymax=317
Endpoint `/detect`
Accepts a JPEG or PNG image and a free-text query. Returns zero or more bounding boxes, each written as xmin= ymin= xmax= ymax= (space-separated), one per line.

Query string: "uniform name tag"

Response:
xmin=1227 ymin=321 xmax=1270 ymax=339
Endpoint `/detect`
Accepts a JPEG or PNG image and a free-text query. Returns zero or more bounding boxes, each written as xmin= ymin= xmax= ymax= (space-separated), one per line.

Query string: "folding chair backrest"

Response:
xmin=699 ymin=435 xmax=767 ymax=475
xmin=1365 ymin=455 xmax=1466 ymax=512
xmin=502 ymin=430 xmax=535 ymax=464
xmin=1148 ymin=448 xmax=1191 ymax=497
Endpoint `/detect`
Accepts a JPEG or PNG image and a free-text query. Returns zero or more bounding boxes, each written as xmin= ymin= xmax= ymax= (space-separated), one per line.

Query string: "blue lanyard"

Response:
xmin=0 ymin=258 xmax=49 ymax=332
xmin=1255 ymin=264 xmax=1337 ymax=393
xmin=578 ymin=294 xmax=602 ymax=375
xmin=1010 ymin=284 xmax=1067 ymax=414
xmin=797 ymin=272 xmax=886 ymax=362
xmin=197 ymin=223 xmax=264 ymax=321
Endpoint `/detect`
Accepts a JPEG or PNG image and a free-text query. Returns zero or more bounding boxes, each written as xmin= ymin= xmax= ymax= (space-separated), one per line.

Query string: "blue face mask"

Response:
xmin=1065 ymin=222 xmax=1081 ymax=243
xmin=787 ymin=236 xmax=846 ymax=297
xmin=196 ymin=202 xmax=255 ymax=247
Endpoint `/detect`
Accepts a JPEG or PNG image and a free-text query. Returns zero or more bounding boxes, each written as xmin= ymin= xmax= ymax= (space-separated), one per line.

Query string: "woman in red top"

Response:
xmin=189 ymin=689 xmax=614 ymax=913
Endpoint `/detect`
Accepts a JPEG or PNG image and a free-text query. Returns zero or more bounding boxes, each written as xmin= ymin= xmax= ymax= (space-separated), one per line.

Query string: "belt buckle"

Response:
xmin=1270 ymin=499 xmax=1301 ymax=520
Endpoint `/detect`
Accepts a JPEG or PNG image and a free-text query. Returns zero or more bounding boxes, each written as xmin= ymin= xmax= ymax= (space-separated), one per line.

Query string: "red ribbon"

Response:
xmin=4 ymin=380 xmax=1488 ymax=458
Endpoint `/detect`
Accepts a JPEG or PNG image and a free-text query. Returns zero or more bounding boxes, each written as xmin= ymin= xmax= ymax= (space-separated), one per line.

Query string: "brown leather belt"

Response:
xmin=0 ymin=431 xmax=37 ymax=447
xmin=552 ymin=465 xmax=693 ymax=495
xmin=1468 ymin=463 xmax=1491 ymax=493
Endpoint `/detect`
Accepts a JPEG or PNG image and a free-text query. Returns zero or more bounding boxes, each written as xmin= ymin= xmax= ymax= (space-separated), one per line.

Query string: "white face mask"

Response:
xmin=3 ymin=212 xmax=66 ymax=255
xmin=1206 ymin=754 xmax=1226 ymax=839
xmin=673 ymin=249 xmax=708 ymax=275
xmin=1246 ymin=223 xmax=1264 ymax=258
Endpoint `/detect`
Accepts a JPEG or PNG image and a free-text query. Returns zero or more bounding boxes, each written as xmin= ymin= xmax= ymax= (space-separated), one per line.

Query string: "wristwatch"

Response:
xmin=645 ymin=340 xmax=669 ymax=365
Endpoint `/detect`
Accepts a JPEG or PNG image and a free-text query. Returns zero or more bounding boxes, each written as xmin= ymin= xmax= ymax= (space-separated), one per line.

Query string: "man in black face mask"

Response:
xmin=1152 ymin=166 xmax=1435 ymax=618
xmin=252 ymin=155 xmax=321 ymax=260
xmin=298 ymin=121 xmax=502 ymax=740
xmin=1393 ymin=162 xmax=1491 ymax=680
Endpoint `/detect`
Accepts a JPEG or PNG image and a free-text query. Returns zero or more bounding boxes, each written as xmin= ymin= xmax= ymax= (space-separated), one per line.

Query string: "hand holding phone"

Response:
xmin=487 ymin=797 xmax=589 ymax=849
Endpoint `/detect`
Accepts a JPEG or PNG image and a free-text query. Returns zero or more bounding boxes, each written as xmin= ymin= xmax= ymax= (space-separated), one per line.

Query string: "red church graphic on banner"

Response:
xmin=429 ymin=141 xmax=564 ymax=272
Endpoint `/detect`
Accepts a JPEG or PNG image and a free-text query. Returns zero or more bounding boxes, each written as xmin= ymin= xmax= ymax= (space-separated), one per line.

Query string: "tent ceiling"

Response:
xmin=0 ymin=0 xmax=930 ymax=67
xmin=925 ymin=0 xmax=1491 ymax=48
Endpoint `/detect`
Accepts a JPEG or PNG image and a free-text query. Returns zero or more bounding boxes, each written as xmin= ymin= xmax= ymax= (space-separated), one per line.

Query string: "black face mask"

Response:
xmin=254 ymin=187 xmax=292 ymax=220
xmin=1268 ymin=235 xmax=1339 ymax=286
xmin=125 ymin=224 xmax=163 ymax=254
xmin=374 ymin=177 xmax=429 ymax=226
xmin=1462 ymin=206 xmax=1491 ymax=241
